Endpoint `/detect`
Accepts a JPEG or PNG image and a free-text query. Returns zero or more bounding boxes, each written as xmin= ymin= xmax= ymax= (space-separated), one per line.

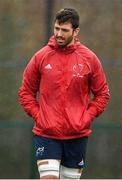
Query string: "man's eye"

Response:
xmin=64 ymin=30 xmax=69 ymax=32
xmin=55 ymin=27 xmax=59 ymax=31
xmin=62 ymin=29 xmax=69 ymax=32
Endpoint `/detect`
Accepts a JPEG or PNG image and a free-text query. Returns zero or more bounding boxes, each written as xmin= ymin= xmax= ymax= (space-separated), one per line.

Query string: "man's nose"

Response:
xmin=57 ymin=30 xmax=63 ymax=36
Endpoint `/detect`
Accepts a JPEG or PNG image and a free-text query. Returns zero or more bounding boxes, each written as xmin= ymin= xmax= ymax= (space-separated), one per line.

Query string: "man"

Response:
xmin=18 ymin=8 xmax=110 ymax=179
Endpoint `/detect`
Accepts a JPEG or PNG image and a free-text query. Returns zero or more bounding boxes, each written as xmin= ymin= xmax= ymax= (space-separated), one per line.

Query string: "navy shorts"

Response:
xmin=33 ymin=135 xmax=88 ymax=168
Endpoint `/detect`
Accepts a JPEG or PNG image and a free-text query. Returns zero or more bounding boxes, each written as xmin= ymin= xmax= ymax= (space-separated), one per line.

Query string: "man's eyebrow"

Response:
xmin=61 ymin=28 xmax=70 ymax=31
xmin=55 ymin=26 xmax=70 ymax=31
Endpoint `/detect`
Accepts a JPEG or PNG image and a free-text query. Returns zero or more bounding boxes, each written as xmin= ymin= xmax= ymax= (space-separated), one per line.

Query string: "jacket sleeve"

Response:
xmin=18 ymin=54 xmax=40 ymax=120
xmin=87 ymin=54 xmax=110 ymax=118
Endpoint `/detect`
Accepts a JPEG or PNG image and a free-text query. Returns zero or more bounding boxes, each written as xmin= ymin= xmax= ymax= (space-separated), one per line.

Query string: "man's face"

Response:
xmin=54 ymin=20 xmax=78 ymax=47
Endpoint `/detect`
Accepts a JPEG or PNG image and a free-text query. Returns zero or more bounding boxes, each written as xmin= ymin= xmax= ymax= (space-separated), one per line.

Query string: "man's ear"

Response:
xmin=74 ymin=28 xmax=80 ymax=37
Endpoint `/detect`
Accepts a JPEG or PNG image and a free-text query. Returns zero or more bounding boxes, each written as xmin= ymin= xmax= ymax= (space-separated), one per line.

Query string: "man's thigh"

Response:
xmin=33 ymin=135 xmax=62 ymax=179
xmin=62 ymin=136 xmax=88 ymax=169
xmin=33 ymin=135 xmax=62 ymax=160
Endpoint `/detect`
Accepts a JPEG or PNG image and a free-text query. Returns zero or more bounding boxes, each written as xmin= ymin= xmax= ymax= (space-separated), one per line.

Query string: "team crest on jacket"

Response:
xmin=73 ymin=64 xmax=84 ymax=77
xmin=72 ymin=63 xmax=90 ymax=78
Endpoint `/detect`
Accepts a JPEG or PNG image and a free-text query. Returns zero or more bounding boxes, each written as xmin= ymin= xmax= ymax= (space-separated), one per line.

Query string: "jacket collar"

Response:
xmin=48 ymin=36 xmax=81 ymax=54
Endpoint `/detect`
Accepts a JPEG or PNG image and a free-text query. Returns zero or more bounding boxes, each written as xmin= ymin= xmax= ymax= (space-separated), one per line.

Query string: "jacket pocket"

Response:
xmin=82 ymin=110 xmax=95 ymax=129
xmin=35 ymin=107 xmax=62 ymax=136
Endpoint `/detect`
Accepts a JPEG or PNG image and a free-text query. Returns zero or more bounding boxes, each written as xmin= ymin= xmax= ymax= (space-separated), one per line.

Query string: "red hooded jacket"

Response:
xmin=18 ymin=36 xmax=110 ymax=139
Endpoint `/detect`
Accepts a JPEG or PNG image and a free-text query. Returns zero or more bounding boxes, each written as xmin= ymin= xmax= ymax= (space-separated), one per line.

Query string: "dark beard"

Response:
xmin=55 ymin=35 xmax=73 ymax=48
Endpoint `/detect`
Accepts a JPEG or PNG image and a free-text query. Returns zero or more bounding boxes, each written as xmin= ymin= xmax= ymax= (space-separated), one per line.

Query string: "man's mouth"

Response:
xmin=56 ymin=37 xmax=65 ymax=41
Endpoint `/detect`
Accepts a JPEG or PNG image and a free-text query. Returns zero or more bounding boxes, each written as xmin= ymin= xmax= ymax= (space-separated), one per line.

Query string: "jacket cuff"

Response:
xmin=31 ymin=105 xmax=39 ymax=120
xmin=87 ymin=104 xmax=98 ymax=118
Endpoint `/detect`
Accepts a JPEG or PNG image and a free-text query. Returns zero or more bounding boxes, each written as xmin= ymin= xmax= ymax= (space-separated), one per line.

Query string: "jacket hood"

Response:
xmin=48 ymin=36 xmax=81 ymax=54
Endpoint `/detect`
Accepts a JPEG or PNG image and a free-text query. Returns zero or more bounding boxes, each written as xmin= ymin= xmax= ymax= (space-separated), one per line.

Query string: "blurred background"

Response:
xmin=0 ymin=0 xmax=122 ymax=179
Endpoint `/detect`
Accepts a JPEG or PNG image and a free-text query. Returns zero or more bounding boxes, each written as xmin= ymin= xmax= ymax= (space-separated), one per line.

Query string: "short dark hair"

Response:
xmin=55 ymin=8 xmax=79 ymax=29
